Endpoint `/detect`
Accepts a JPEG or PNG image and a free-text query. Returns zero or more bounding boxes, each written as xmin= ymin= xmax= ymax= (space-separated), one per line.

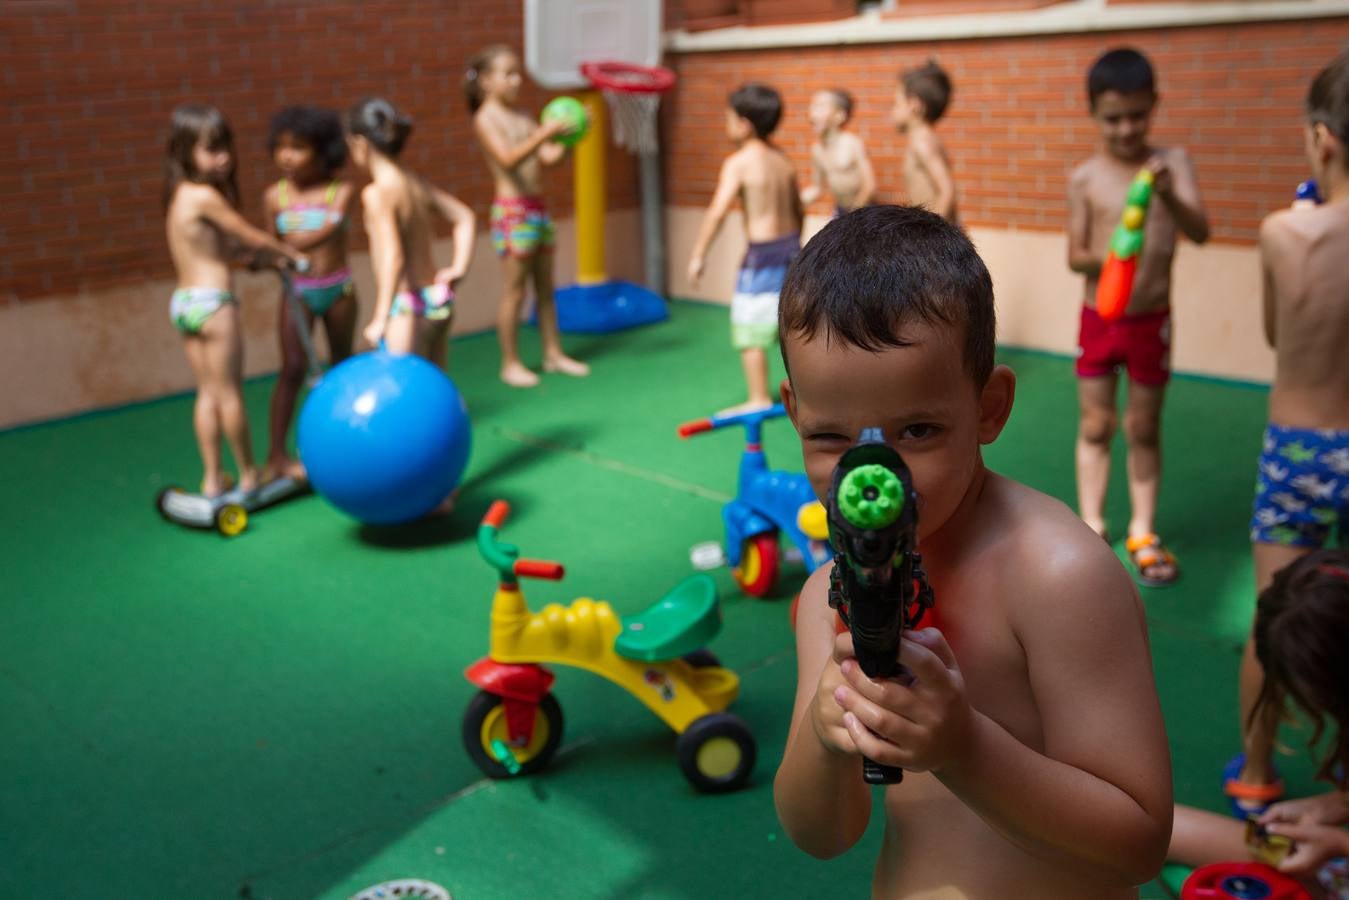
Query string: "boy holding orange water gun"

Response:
xmin=1067 ymin=47 xmax=1209 ymax=586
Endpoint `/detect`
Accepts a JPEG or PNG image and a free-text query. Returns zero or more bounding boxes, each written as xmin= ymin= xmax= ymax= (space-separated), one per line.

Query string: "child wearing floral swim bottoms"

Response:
xmin=347 ymin=97 xmax=475 ymax=370
xmin=491 ymin=195 xmax=555 ymax=259
xmin=467 ymin=44 xmax=589 ymax=388
xmin=163 ymin=104 xmax=307 ymax=498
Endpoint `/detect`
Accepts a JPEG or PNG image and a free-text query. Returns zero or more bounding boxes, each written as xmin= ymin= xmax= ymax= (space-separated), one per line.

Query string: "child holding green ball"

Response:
xmin=465 ymin=45 xmax=589 ymax=388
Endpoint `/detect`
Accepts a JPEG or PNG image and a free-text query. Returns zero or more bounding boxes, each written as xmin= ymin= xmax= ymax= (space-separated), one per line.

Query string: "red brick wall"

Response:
xmin=0 ymin=0 xmax=640 ymax=302
xmin=663 ymin=18 xmax=1349 ymax=241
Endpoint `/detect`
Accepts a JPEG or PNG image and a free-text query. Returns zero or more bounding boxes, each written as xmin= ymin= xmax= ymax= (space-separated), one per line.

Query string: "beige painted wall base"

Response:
xmin=0 ymin=210 xmax=643 ymax=429
xmin=664 ymin=206 xmax=1273 ymax=384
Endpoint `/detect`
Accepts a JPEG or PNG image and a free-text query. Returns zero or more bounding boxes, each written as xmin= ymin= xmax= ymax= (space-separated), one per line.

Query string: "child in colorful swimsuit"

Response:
xmin=346 ymin=98 xmax=475 ymax=370
xmin=1067 ymin=48 xmax=1209 ymax=585
xmin=262 ymin=106 xmax=357 ymax=481
xmin=466 ymin=44 xmax=589 ymax=388
xmin=1231 ymin=51 xmax=1349 ymax=821
xmin=163 ymin=105 xmax=307 ymax=497
xmin=687 ymin=83 xmax=803 ymax=415
xmin=1170 ymin=551 xmax=1349 ymax=899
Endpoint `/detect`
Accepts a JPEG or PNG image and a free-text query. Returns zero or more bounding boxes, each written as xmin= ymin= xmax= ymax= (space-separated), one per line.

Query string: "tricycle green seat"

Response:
xmin=615 ymin=574 xmax=721 ymax=662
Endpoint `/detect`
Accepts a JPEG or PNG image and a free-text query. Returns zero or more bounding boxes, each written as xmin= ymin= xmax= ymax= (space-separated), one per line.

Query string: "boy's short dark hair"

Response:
xmin=1308 ymin=50 xmax=1349 ymax=146
xmin=729 ymin=83 xmax=783 ymax=139
xmin=1087 ymin=48 xmax=1156 ymax=108
xmin=828 ymin=89 xmax=854 ymax=124
xmin=901 ymin=60 xmax=952 ymax=124
xmin=268 ymin=105 xmax=347 ymax=175
xmin=1252 ymin=549 xmax=1349 ymax=788
xmin=779 ymin=205 xmax=995 ymax=387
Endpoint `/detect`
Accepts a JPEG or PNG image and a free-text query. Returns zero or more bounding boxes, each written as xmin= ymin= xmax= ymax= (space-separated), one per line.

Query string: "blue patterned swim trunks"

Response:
xmin=1249 ymin=423 xmax=1349 ymax=547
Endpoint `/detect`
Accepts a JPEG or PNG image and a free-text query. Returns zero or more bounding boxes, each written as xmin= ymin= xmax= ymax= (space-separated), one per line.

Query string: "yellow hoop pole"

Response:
xmin=573 ymin=90 xmax=607 ymax=285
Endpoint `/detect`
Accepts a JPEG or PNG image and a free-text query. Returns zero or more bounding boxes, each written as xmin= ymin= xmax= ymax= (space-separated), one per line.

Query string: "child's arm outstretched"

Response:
xmin=830 ymin=547 xmax=1172 ymax=886
xmin=687 ymin=157 xmax=743 ymax=284
xmin=429 ymin=187 xmax=476 ymax=287
xmin=197 ymin=186 xmax=305 ymax=270
xmin=1067 ymin=165 xmax=1101 ymax=277
xmin=474 ymin=113 xmax=571 ymax=173
xmin=774 ymin=565 xmax=874 ymax=858
xmin=361 ymin=183 xmax=403 ymax=347
xmin=1149 ymin=149 xmax=1209 ymax=244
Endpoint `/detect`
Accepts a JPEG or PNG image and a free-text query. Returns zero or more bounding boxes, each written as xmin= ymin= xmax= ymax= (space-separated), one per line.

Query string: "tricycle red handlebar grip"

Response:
xmin=514 ymin=559 xmax=565 ymax=580
xmin=678 ymin=419 xmax=713 ymax=438
xmin=483 ymin=500 xmax=511 ymax=529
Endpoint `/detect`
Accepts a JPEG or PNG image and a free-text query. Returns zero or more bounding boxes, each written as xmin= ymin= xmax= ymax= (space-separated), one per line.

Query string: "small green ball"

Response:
xmin=541 ymin=96 xmax=590 ymax=147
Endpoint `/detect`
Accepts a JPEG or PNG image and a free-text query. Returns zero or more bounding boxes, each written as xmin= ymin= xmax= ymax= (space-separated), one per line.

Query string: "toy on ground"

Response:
xmin=1096 ymin=167 xmax=1155 ymax=321
xmin=825 ymin=427 xmax=934 ymax=785
xmin=461 ymin=501 xmax=756 ymax=793
xmin=156 ymin=476 xmax=308 ymax=536
xmin=1180 ymin=862 xmax=1310 ymax=899
xmin=297 ymin=350 xmax=470 ymax=525
xmin=678 ymin=404 xmax=831 ymax=598
xmin=1223 ymin=752 xmax=1285 ymax=819
xmin=540 ymin=95 xmax=590 ymax=147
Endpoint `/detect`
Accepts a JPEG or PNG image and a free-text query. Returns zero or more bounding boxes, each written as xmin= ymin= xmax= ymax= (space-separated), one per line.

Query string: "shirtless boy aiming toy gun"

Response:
xmin=825 ymin=428 xmax=935 ymax=785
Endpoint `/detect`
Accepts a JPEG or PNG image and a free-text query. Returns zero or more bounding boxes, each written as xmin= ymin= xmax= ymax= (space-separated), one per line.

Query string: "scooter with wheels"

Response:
xmin=678 ymin=403 xmax=831 ymax=597
xmin=155 ymin=477 xmax=309 ymax=537
xmin=461 ymin=501 xmax=756 ymax=793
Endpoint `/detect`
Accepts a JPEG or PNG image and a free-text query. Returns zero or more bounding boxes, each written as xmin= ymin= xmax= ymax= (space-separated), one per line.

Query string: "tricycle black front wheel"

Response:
xmin=462 ymin=690 xmax=564 ymax=779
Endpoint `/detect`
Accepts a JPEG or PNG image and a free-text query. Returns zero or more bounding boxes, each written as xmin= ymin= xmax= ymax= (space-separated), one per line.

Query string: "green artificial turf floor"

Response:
xmin=0 ymin=300 xmax=1320 ymax=898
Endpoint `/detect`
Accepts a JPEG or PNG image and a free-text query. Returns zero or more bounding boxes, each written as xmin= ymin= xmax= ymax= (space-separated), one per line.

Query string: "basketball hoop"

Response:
xmin=581 ymin=60 xmax=676 ymax=156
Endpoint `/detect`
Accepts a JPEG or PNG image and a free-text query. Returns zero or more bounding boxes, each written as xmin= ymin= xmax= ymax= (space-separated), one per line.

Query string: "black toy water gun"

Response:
xmin=825 ymin=428 xmax=935 ymax=785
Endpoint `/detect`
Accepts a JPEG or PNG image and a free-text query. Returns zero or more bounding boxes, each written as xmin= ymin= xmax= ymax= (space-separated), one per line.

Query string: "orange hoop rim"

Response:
xmin=580 ymin=61 xmax=676 ymax=95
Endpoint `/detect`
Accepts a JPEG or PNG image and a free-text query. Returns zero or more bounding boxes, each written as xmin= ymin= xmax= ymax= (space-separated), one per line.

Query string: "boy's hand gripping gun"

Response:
xmin=825 ymin=428 xmax=935 ymax=785
xmin=1095 ymin=168 xmax=1154 ymax=321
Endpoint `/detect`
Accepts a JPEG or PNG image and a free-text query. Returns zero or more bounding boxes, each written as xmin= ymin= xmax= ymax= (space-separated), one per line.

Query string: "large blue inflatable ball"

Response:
xmin=298 ymin=350 xmax=471 ymax=525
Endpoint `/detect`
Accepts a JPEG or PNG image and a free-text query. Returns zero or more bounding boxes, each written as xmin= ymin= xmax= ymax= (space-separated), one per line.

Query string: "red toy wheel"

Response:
xmin=1182 ymin=862 xmax=1311 ymax=900
xmin=732 ymin=533 xmax=779 ymax=598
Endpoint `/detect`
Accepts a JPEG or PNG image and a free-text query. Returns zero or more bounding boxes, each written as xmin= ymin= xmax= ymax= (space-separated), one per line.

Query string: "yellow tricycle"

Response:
xmin=461 ymin=501 xmax=756 ymax=793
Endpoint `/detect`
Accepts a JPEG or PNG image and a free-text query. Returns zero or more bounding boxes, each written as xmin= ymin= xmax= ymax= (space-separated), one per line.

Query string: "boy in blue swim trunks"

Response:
xmin=1232 ymin=51 xmax=1349 ymax=820
xmin=688 ymin=83 xmax=803 ymax=415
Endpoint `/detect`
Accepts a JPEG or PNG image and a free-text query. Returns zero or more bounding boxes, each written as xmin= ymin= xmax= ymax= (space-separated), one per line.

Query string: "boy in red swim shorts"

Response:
xmin=1067 ymin=48 xmax=1209 ymax=585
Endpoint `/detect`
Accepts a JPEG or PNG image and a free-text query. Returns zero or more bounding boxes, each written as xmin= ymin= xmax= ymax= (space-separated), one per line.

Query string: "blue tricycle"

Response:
xmin=678 ymin=404 xmax=832 ymax=598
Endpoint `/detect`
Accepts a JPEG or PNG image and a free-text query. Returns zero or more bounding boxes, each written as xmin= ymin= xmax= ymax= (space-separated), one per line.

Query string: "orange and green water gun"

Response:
xmin=1095 ymin=168 xmax=1155 ymax=321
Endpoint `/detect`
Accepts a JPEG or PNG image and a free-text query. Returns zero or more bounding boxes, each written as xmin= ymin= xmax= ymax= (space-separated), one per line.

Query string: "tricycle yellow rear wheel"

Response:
xmin=677 ymin=712 xmax=756 ymax=793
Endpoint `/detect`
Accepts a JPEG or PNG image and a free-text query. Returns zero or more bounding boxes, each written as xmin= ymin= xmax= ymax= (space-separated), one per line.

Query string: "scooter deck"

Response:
xmin=157 ymin=476 xmax=309 ymax=532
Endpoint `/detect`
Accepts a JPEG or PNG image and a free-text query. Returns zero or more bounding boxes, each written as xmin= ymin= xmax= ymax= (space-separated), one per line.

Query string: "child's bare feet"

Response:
xmin=238 ymin=467 xmax=261 ymax=494
xmin=264 ymin=456 xmax=308 ymax=484
xmin=501 ymin=362 xmax=541 ymax=388
xmin=716 ymin=398 xmax=774 ymax=417
xmin=543 ymin=354 xmax=590 ymax=377
xmin=200 ymin=472 xmax=235 ymax=498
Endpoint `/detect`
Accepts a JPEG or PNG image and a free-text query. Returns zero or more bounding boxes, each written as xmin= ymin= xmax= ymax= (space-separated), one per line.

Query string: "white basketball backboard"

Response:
xmin=524 ymin=0 xmax=663 ymax=90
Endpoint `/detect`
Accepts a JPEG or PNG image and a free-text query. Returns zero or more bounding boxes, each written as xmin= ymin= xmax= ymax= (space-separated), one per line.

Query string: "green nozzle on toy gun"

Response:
xmin=1096 ymin=168 xmax=1154 ymax=321
xmin=825 ymin=428 xmax=935 ymax=785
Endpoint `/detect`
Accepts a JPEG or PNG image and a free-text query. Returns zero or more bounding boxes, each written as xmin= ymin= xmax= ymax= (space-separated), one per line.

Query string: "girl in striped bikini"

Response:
xmin=262 ymin=106 xmax=357 ymax=482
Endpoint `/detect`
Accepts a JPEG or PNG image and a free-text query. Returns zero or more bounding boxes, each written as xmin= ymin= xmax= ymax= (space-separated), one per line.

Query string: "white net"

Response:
xmin=601 ymin=89 xmax=663 ymax=156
